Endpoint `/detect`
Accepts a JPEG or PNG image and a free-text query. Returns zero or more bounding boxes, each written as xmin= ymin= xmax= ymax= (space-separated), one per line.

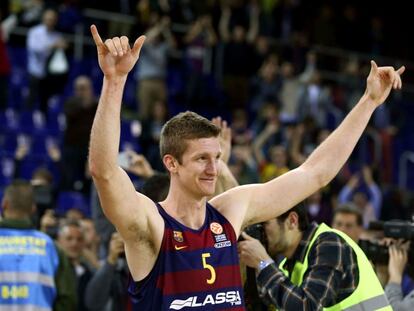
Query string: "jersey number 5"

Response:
xmin=202 ymin=253 xmax=216 ymax=284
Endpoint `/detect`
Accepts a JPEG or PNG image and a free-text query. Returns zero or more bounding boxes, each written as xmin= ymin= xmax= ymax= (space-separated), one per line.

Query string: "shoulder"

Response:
xmin=308 ymin=231 xmax=356 ymax=267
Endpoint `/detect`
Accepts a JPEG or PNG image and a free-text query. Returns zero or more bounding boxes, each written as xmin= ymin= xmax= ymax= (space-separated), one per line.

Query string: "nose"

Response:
xmin=205 ymin=159 xmax=218 ymax=176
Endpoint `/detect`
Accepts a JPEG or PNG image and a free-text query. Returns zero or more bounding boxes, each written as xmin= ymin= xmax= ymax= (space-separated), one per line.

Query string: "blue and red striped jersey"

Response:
xmin=129 ymin=202 xmax=245 ymax=310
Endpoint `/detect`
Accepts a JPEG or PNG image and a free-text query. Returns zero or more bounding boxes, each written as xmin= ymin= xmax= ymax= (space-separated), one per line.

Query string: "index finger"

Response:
xmin=90 ymin=24 xmax=104 ymax=47
xmin=397 ymin=66 xmax=405 ymax=76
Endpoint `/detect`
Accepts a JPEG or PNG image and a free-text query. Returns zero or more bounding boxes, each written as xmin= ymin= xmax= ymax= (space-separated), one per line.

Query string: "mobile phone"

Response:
xmin=118 ymin=152 xmax=131 ymax=169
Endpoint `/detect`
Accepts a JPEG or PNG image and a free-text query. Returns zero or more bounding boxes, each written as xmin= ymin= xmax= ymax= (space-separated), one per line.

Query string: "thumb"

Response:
xmin=132 ymin=35 xmax=146 ymax=59
xmin=370 ymin=60 xmax=378 ymax=75
xmin=241 ymin=231 xmax=254 ymax=240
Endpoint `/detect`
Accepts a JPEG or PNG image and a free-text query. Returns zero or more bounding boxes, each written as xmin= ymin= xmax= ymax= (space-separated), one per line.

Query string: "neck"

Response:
xmin=4 ymin=211 xmax=30 ymax=220
xmin=285 ymin=230 xmax=303 ymax=259
xmin=161 ymin=185 xmax=207 ymax=230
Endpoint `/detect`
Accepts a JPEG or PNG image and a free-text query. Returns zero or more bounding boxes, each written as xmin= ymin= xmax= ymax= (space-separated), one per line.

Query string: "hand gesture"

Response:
xmin=212 ymin=117 xmax=232 ymax=164
xmin=107 ymin=232 xmax=125 ymax=265
xmin=127 ymin=152 xmax=154 ymax=178
xmin=365 ymin=61 xmax=405 ymax=105
xmin=90 ymin=25 xmax=146 ymax=78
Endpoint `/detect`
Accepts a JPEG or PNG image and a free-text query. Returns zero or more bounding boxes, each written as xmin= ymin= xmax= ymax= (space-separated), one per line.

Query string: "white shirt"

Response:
xmin=26 ymin=24 xmax=62 ymax=78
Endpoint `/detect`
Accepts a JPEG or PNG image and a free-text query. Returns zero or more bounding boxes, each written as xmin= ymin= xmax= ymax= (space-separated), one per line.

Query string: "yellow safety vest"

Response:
xmin=277 ymin=223 xmax=392 ymax=311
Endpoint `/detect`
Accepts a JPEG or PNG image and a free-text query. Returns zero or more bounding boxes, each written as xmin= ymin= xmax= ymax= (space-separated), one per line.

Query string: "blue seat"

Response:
xmin=19 ymin=110 xmax=47 ymax=134
xmin=0 ymin=109 xmax=20 ymax=133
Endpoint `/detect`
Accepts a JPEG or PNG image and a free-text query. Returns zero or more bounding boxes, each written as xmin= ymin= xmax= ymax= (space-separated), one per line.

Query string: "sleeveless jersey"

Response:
xmin=129 ymin=202 xmax=245 ymax=310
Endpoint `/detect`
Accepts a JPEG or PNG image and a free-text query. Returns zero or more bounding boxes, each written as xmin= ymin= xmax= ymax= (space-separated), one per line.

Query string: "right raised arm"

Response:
xmin=88 ymin=25 xmax=162 ymax=242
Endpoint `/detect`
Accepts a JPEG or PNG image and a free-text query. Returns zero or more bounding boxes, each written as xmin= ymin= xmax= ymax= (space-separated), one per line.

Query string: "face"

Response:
xmin=332 ymin=213 xmax=362 ymax=242
xmin=173 ymin=137 xmax=221 ymax=197
xmin=264 ymin=219 xmax=289 ymax=257
xmin=80 ymin=219 xmax=99 ymax=248
xmin=353 ymin=192 xmax=367 ymax=209
xmin=43 ymin=10 xmax=57 ymax=30
xmin=269 ymin=146 xmax=287 ymax=167
xmin=58 ymin=225 xmax=85 ymax=260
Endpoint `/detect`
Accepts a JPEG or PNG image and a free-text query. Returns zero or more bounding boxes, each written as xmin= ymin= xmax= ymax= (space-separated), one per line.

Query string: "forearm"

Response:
xmin=303 ymin=95 xmax=377 ymax=186
xmin=368 ymin=184 xmax=382 ymax=218
xmin=85 ymin=261 xmax=116 ymax=310
xmin=257 ymin=264 xmax=322 ymax=310
xmin=217 ymin=161 xmax=239 ymax=194
xmin=385 ymin=283 xmax=412 ymax=311
xmin=89 ymin=76 xmax=127 ymax=179
xmin=338 ymin=186 xmax=353 ymax=203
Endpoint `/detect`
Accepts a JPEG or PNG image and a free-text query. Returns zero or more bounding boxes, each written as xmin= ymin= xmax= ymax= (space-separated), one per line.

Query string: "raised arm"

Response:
xmin=88 ymin=25 xmax=162 ymax=249
xmin=212 ymin=61 xmax=405 ymax=234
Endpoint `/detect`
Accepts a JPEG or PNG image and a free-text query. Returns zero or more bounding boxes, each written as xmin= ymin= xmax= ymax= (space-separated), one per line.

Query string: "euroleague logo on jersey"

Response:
xmin=210 ymin=222 xmax=223 ymax=234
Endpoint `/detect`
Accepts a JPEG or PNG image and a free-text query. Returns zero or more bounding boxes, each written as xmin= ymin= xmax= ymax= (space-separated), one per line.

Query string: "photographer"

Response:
xmin=384 ymin=243 xmax=414 ymax=310
xmin=238 ymin=204 xmax=391 ymax=310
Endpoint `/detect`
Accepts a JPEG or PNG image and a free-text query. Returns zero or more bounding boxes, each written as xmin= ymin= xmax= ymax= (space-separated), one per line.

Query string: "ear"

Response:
xmin=287 ymin=212 xmax=299 ymax=230
xmin=163 ymin=154 xmax=179 ymax=174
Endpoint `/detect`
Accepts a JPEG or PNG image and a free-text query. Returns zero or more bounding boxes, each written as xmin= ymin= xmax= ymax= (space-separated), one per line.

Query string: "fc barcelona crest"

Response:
xmin=173 ymin=231 xmax=184 ymax=242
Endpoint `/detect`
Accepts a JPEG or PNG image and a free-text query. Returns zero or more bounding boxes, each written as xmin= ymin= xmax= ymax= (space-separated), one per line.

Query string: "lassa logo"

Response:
xmin=169 ymin=291 xmax=242 ymax=310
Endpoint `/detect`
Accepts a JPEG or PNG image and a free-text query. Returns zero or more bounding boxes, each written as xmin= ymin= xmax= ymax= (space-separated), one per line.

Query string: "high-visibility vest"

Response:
xmin=278 ymin=223 xmax=392 ymax=311
xmin=0 ymin=228 xmax=59 ymax=311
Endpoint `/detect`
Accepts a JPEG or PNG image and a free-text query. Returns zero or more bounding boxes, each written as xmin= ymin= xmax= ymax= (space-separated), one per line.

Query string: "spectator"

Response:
xmin=331 ymin=203 xmax=363 ymax=242
xmin=80 ymin=218 xmax=100 ymax=270
xmin=0 ymin=180 xmax=76 ymax=310
xmin=85 ymin=232 xmax=131 ymax=311
xmin=140 ymin=100 xmax=170 ymax=171
xmin=183 ymin=14 xmax=217 ymax=110
xmin=25 ymin=9 xmax=67 ymax=113
xmin=250 ymin=54 xmax=282 ymax=113
xmin=57 ymin=219 xmax=94 ymax=311
xmin=61 ymin=76 xmax=97 ymax=192
xmin=338 ymin=166 xmax=382 ymax=227
xmin=219 ymin=3 xmax=259 ymax=110
xmin=135 ymin=15 xmax=175 ymax=120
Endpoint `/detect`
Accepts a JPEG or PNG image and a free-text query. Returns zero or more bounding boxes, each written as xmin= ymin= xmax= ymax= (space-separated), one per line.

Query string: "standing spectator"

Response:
xmin=219 ymin=3 xmax=259 ymax=110
xmin=140 ymin=100 xmax=170 ymax=170
xmin=25 ymin=8 xmax=67 ymax=113
xmin=135 ymin=15 xmax=175 ymax=120
xmin=184 ymin=14 xmax=217 ymax=110
xmin=85 ymin=232 xmax=131 ymax=311
xmin=338 ymin=166 xmax=382 ymax=227
xmin=0 ymin=180 xmax=76 ymax=311
xmin=61 ymin=76 xmax=98 ymax=191
xmin=250 ymin=54 xmax=282 ymax=113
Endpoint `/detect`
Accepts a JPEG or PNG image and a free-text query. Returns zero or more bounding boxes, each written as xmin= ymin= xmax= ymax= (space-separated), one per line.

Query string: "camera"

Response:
xmin=359 ymin=220 xmax=414 ymax=272
xmin=240 ymin=223 xmax=266 ymax=245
